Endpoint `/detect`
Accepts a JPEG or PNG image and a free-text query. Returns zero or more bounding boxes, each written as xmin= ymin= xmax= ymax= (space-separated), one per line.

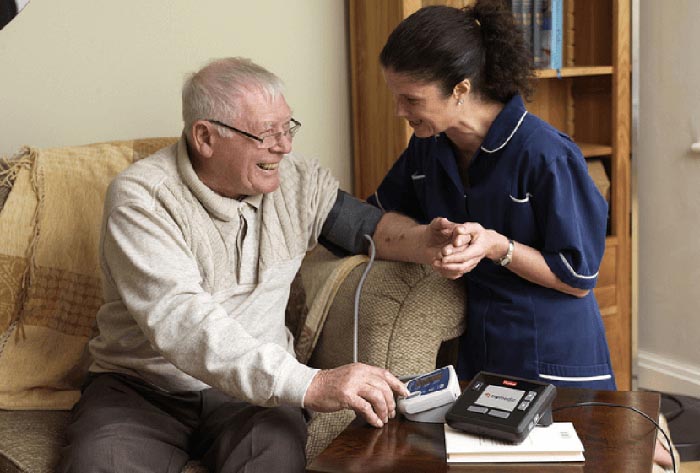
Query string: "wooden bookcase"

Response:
xmin=349 ymin=0 xmax=632 ymax=388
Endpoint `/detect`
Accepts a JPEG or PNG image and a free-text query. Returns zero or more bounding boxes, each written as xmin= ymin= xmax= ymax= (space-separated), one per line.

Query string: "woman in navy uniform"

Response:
xmin=368 ymin=0 xmax=616 ymax=390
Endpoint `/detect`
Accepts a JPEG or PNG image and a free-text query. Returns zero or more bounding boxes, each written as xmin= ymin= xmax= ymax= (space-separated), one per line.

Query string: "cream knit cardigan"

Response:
xmin=89 ymin=139 xmax=338 ymax=407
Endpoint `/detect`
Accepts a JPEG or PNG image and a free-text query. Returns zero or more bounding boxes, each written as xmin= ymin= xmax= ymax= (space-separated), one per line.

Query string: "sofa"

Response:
xmin=0 ymin=138 xmax=466 ymax=473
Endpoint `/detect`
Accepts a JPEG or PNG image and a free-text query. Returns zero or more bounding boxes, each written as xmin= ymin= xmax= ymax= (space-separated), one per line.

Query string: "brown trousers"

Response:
xmin=57 ymin=373 xmax=307 ymax=473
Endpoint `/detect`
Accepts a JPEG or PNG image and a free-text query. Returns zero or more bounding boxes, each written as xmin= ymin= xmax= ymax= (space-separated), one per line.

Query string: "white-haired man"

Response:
xmin=58 ymin=57 xmax=464 ymax=473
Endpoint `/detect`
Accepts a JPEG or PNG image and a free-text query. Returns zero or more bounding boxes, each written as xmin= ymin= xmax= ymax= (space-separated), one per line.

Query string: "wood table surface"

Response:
xmin=307 ymin=388 xmax=660 ymax=473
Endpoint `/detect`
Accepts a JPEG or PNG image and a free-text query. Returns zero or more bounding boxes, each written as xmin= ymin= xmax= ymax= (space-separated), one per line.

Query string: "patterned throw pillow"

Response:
xmin=0 ymin=138 xmax=176 ymax=410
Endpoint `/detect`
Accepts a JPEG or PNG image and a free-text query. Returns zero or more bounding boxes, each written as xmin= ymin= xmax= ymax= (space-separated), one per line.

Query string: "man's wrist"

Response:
xmin=302 ymin=369 xmax=324 ymax=409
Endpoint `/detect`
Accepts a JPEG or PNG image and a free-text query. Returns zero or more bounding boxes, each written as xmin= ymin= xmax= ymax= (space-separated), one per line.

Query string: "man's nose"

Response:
xmin=270 ymin=133 xmax=292 ymax=154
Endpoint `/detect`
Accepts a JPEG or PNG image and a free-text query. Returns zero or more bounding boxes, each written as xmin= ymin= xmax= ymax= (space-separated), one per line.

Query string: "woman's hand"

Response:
xmin=432 ymin=222 xmax=507 ymax=279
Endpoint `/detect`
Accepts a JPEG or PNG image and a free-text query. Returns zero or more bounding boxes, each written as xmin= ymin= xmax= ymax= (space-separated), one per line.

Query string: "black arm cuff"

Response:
xmin=321 ymin=190 xmax=384 ymax=254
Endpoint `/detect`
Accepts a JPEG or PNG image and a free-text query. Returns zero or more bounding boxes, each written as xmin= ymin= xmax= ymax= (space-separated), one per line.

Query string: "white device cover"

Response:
xmin=398 ymin=365 xmax=461 ymax=416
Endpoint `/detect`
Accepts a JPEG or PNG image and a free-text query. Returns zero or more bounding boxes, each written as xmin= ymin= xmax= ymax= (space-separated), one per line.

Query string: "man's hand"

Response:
xmin=303 ymin=363 xmax=410 ymax=428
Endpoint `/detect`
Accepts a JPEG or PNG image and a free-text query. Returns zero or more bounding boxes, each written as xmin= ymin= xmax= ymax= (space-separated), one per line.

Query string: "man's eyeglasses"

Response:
xmin=206 ymin=118 xmax=301 ymax=149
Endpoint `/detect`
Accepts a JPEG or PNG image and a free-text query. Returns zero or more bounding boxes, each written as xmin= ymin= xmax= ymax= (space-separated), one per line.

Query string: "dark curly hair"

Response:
xmin=379 ymin=0 xmax=534 ymax=103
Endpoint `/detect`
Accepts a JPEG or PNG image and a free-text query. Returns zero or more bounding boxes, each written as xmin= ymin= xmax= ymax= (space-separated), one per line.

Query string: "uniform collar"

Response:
xmin=176 ymin=136 xmax=262 ymax=222
xmin=478 ymin=94 xmax=528 ymax=155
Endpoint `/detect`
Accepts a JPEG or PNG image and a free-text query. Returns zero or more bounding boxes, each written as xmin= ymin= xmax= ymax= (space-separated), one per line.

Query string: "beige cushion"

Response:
xmin=0 ymin=410 xmax=68 ymax=473
xmin=0 ymin=138 xmax=177 ymax=410
xmin=293 ymin=245 xmax=367 ymax=363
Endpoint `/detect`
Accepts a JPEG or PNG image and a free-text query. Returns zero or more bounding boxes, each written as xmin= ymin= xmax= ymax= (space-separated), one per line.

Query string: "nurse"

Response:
xmin=368 ymin=0 xmax=616 ymax=390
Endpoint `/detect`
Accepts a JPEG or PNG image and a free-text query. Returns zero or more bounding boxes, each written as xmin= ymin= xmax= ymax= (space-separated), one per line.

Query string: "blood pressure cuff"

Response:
xmin=321 ymin=190 xmax=384 ymax=254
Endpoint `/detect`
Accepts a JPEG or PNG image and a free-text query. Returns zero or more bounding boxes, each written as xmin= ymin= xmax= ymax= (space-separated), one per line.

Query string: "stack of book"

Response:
xmin=511 ymin=0 xmax=563 ymax=71
xmin=444 ymin=422 xmax=585 ymax=464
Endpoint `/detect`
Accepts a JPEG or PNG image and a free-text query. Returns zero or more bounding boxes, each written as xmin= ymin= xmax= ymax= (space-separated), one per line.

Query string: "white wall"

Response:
xmin=0 ymin=0 xmax=353 ymax=191
xmin=636 ymin=0 xmax=700 ymax=397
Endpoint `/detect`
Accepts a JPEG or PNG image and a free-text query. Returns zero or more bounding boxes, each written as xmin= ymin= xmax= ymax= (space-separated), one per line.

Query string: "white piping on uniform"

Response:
xmin=411 ymin=173 xmax=426 ymax=180
xmin=509 ymin=193 xmax=532 ymax=203
xmin=373 ymin=191 xmax=385 ymax=211
xmin=539 ymin=373 xmax=612 ymax=382
xmin=480 ymin=110 xmax=528 ymax=154
xmin=559 ymin=253 xmax=599 ymax=279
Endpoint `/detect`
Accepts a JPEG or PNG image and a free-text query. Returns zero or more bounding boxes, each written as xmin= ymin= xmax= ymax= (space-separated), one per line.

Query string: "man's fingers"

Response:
xmin=360 ymin=383 xmax=390 ymax=422
xmin=433 ymin=259 xmax=479 ymax=278
xmin=350 ymin=394 xmax=384 ymax=428
xmin=430 ymin=217 xmax=451 ymax=228
xmin=367 ymin=379 xmax=396 ymax=420
xmin=438 ymin=260 xmax=478 ymax=273
xmin=381 ymin=369 xmax=410 ymax=397
xmin=306 ymin=364 xmax=412 ymax=428
xmin=441 ymin=242 xmax=471 ymax=257
xmin=356 ymin=367 xmax=410 ymax=426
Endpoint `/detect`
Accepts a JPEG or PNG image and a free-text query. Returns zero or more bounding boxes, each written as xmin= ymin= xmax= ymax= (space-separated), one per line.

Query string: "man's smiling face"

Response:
xmin=210 ymin=89 xmax=293 ymax=199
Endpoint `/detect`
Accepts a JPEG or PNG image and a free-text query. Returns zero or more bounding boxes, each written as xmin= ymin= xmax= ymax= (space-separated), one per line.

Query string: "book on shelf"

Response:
xmin=522 ymin=0 xmax=533 ymax=52
xmin=510 ymin=0 xmax=533 ymax=54
xmin=532 ymin=0 xmax=546 ymax=67
xmin=444 ymin=422 xmax=585 ymax=464
xmin=510 ymin=0 xmax=522 ymax=41
xmin=533 ymin=0 xmax=563 ymax=71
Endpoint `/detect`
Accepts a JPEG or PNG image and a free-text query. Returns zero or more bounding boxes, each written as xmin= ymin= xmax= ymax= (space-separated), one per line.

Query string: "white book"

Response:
xmin=444 ymin=422 xmax=585 ymax=463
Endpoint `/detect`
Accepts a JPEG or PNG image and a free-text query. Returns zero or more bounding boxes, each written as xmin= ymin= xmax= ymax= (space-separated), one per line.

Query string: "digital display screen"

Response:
xmin=474 ymin=385 xmax=525 ymax=413
xmin=414 ymin=371 xmax=442 ymax=388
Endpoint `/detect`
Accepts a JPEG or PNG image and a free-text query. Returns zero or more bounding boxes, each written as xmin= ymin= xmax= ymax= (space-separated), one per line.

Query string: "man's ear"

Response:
xmin=453 ymin=79 xmax=471 ymax=102
xmin=191 ymin=121 xmax=215 ymax=158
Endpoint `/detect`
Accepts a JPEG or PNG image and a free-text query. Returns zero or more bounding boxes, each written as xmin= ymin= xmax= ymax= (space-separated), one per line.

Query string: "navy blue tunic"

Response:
xmin=368 ymin=95 xmax=616 ymax=390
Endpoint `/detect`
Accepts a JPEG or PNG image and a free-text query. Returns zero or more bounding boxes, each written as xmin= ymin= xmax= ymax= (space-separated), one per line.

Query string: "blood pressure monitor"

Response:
xmin=446 ymin=371 xmax=556 ymax=443
xmin=397 ymin=365 xmax=461 ymax=423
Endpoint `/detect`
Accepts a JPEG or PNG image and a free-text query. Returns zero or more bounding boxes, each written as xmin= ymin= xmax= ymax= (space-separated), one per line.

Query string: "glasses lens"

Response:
xmin=258 ymin=119 xmax=301 ymax=148
xmin=259 ymin=136 xmax=277 ymax=149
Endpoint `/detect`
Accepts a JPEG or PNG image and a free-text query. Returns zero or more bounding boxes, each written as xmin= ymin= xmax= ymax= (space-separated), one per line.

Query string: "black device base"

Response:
xmin=446 ymin=371 xmax=557 ymax=444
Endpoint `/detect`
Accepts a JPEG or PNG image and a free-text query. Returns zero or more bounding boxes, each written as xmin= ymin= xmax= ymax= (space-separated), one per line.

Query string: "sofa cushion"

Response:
xmin=292 ymin=245 xmax=367 ymax=363
xmin=0 ymin=138 xmax=177 ymax=410
xmin=0 ymin=410 xmax=68 ymax=473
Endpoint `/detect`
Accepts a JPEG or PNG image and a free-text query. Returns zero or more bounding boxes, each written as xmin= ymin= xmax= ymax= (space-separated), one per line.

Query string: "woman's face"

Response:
xmin=382 ymin=68 xmax=457 ymax=138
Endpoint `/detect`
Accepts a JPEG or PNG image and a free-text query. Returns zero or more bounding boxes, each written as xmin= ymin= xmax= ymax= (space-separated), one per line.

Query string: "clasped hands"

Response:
xmin=426 ymin=217 xmax=499 ymax=280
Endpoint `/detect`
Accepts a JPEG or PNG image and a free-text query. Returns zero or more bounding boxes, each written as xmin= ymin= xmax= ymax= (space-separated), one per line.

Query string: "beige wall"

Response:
xmin=0 ymin=0 xmax=353 ymax=191
xmin=636 ymin=0 xmax=700 ymax=397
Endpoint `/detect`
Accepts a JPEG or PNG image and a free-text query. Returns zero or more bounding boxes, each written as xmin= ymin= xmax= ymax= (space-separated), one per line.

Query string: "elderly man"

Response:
xmin=58 ymin=57 xmax=463 ymax=473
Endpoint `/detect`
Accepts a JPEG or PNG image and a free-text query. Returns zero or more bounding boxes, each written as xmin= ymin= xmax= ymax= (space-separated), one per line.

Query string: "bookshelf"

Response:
xmin=348 ymin=0 xmax=632 ymax=388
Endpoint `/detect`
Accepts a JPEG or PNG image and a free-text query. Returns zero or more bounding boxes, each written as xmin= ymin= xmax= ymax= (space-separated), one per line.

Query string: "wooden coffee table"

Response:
xmin=307 ymin=388 xmax=660 ymax=472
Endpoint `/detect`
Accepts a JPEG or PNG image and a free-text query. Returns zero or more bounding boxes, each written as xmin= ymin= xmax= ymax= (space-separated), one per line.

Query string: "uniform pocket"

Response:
xmin=537 ymin=361 xmax=615 ymax=389
xmin=506 ymin=194 xmax=538 ymax=245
